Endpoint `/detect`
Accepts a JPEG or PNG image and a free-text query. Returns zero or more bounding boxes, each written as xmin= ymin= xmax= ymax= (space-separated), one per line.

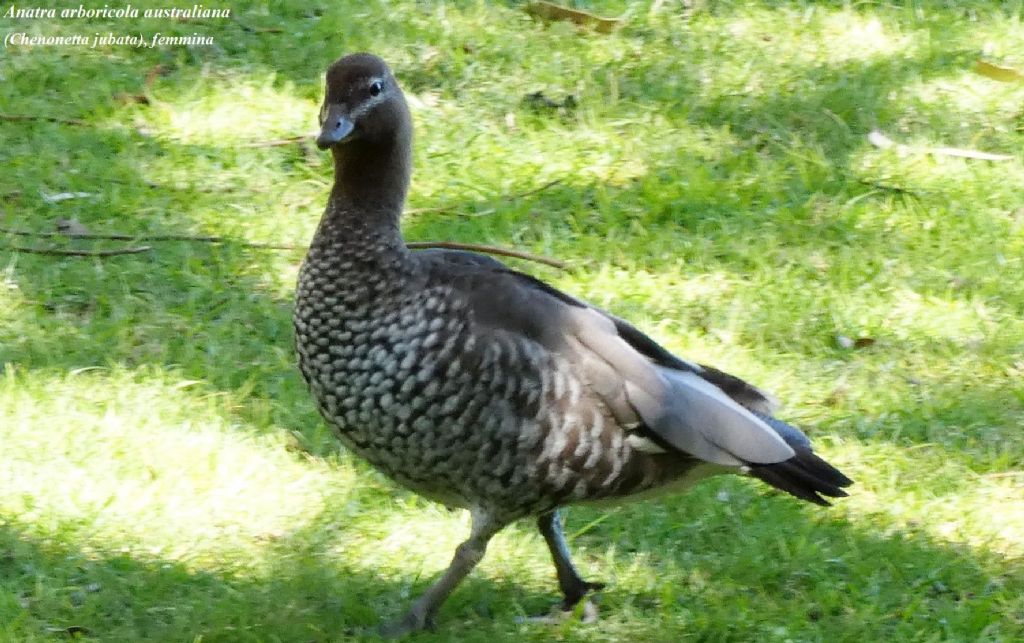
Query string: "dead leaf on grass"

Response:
xmin=868 ymin=130 xmax=1013 ymax=162
xmin=42 ymin=192 xmax=95 ymax=204
xmin=974 ymin=60 xmax=1024 ymax=83
xmin=836 ymin=335 xmax=876 ymax=349
xmin=114 ymin=93 xmax=151 ymax=105
xmin=525 ymin=1 xmax=622 ymax=33
xmin=55 ymin=218 xmax=90 ymax=236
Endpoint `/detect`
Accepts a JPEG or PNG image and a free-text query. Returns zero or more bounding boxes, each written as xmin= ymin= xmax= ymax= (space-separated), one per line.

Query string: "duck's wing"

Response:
xmin=414 ymin=250 xmax=839 ymax=472
xmin=418 ymin=253 xmax=773 ymax=413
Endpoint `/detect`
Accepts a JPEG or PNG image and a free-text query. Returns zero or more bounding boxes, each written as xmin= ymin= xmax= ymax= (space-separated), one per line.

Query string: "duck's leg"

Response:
xmin=380 ymin=508 xmax=502 ymax=637
xmin=538 ymin=510 xmax=605 ymax=610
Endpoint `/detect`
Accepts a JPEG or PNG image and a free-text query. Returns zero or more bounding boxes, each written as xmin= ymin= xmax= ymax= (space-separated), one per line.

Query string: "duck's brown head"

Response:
xmin=317 ymin=53 xmax=411 ymax=151
xmin=316 ymin=54 xmax=413 ymax=217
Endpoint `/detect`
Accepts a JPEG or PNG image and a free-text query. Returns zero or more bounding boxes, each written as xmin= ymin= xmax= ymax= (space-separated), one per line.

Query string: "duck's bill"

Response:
xmin=317 ymin=104 xmax=355 ymax=149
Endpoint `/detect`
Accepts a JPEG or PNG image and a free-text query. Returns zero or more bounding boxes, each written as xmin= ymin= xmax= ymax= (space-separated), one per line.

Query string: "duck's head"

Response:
xmin=317 ymin=53 xmax=411 ymax=151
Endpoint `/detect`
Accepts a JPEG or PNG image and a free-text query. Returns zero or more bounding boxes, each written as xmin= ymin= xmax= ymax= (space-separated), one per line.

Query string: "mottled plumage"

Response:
xmin=294 ymin=53 xmax=852 ymax=636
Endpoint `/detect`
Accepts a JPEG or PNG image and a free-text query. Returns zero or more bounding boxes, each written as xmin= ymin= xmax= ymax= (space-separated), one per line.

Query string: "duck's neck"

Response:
xmin=318 ymin=133 xmax=412 ymax=249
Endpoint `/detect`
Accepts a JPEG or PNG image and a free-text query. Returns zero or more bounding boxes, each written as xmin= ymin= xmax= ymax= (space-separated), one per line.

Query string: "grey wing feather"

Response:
xmin=563 ymin=303 xmax=795 ymax=467
xmin=648 ymin=368 xmax=793 ymax=465
xmin=415 ymin=250 xmax=799 ymax=468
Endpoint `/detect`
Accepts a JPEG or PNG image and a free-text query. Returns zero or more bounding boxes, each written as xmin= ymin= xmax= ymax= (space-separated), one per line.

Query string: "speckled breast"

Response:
xmin=294 ymin=248 xmax=673 ymax=515
xmin=294 ymin=251 xmax=543 ymax=510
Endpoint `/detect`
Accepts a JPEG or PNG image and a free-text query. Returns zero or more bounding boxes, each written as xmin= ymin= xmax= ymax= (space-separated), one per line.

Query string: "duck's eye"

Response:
xmin=369 ymin=80 xmax=383 ymax=97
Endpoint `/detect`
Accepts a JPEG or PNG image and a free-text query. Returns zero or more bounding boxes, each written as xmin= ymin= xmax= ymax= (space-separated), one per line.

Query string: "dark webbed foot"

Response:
xmin=560 ymin=579 xmax=605 ymax=611
xmin=537 ymin=511 xmax=606 ymax=610
xmin=378 ymin=608 xmax=435 ymax=638
xmin=517 ymin=597 xmax=601 ymax=625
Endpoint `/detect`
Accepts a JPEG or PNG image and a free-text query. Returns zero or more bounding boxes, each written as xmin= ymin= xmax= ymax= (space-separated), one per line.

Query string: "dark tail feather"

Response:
xmin=749 ymin=448 xmax=852 ymax=506
xmin=747 ymin=416 xmax=854 ymax=506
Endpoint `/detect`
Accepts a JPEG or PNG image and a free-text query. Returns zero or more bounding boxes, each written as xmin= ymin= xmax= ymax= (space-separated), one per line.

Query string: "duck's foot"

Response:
xmin=516 ymin=598 xmax=600 ymax=625
xmin=376 ymin=509 xmax=503 ymax=638
xmin=537 ymin=511 xmax=606 ymax=611
xmin=559 ymin=578 xmax=606 ymax=611
xmin=377 ymin=607 xmax=435 ymax=638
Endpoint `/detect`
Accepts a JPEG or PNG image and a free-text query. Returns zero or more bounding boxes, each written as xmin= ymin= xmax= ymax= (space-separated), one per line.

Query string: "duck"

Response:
xmin=293 ymin=52 xmax=852 ymax=636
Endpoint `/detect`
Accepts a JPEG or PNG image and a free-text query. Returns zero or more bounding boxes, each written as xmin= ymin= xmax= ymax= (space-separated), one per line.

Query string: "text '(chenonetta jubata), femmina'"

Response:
xmin=294 ymin=53 xmax=853 ymax=636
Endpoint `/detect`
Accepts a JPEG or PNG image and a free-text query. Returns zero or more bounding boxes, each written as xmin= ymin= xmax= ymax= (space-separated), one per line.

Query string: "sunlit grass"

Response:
xmin=0 ymin=368 xmax=338 ymax=568
xmin=1 ymin=0 xmax=1023 ymax=641
xmin=153 ymin=74 xmax=315 ymax=146
xmin=833 ymin=441 xmax=1024 ymax=559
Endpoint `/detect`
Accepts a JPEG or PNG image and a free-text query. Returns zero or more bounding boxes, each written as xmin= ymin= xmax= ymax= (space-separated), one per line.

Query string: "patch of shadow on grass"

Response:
xmin=2 ymin=480 xmax=1022 ymax=642
xmin=703 ymin=53 xmax=971 ymax=149
xmin=0 ymin=519 xmax=415 ymax=641
xmin=560 ymin=481 xmax=1023 ymax=640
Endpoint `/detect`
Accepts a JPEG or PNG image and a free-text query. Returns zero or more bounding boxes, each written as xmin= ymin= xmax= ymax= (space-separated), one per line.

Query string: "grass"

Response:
xmin=1 ymin=0 xmax=1023 ymax=640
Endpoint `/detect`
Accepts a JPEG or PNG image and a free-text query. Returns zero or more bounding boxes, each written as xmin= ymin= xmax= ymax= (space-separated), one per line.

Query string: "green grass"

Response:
xmin=2 ymin=0 xmax=1023 ymax=640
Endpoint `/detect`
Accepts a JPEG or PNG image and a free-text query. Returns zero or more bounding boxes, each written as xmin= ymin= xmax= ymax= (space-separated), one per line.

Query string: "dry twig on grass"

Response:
xmin=405 ymin=241 xmax=567 ymax=269
xmin=1 ymin=227 xmax=566 ymax=269
xmin=1 ymin=178 xmax=568 ymax=268
xmin=0 ymin=113 xmax=88 ymax=126
xmin=405 ymin=178 xmax=563 ymax=216
xmin=238 ymin=135 xmax=311 ymax=148
xmin=7 ymin=245 xmax=152 ymax=257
